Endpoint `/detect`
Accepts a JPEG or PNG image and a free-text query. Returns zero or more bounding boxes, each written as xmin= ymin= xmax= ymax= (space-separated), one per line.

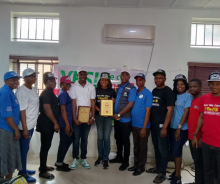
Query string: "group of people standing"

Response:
xmin=0 ymin=66 xmax=219 ymax=184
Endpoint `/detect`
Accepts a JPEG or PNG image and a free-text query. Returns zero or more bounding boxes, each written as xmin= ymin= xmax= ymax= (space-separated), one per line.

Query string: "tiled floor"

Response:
xmin=15 ymin=154 xmax=194 ymax=184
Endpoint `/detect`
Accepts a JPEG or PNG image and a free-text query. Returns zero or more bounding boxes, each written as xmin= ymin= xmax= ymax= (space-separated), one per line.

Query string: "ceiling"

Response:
xmin=0 ymin=0 xmax=220 ymax=9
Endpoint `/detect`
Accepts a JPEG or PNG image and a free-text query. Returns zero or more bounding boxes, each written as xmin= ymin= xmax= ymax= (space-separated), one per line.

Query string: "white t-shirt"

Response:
xmin=69 ymin=81 xmax=96 ymax=115
xmin=15 ymin=85 xmax=39 ymax=130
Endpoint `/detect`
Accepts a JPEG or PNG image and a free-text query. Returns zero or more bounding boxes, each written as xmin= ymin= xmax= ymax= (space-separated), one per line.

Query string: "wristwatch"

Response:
xmin=91 ymin=117 xmax=95 ymax=121
xmin=118 ymin=114 xmax=121 ymax=118
xmin=193 ymin=132 xmax=198 ymax=137
xmin=177 ymin=124 xmax=182 ymax=129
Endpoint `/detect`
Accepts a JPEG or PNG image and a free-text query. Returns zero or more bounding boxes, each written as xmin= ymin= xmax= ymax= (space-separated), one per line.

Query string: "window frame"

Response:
xmin=191 ymin=23 xmax=220 ymax=47
xmin=12 ymin=17 xmax=60 ymax=42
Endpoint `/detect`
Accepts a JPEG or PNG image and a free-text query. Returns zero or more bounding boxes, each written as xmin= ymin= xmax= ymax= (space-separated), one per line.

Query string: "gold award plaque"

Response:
xmin=100 ymin=100 xmax=113 ymax=116
xmin=77 ymin=106 xmax=91 ymax=123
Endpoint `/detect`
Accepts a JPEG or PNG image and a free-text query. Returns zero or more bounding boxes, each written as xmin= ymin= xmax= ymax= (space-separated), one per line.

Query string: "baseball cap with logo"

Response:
xmin=121 ymin=68 xmax=130 ymax=75
xmin=173 ymin=74 xmax=187 ymax=81
xmin=4 ymin=71 xmax=22 ymax=81
xmin=134 ymin=73 xmax=146 ymax=80
xmin=100 ymin=72 xmax=110 ymax=79
xmin=43 ymin=72 xmax=56 ymax=81
xmin=207 ymin=71 xmax=220 ymax=82
xmin=153 ymin=69 xmax=166 ymax=77
xmin=23 ymin=68 xmax=39 ymax=78
xmin=77 ymin=67 xmax=87 ymax=74
xmin=60 ymin=76 xmax=74 ymax=84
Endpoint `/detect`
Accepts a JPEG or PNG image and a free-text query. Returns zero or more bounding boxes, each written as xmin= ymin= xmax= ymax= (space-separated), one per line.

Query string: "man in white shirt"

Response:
xmin=15 ymin=68 xmax=39 ymax=183
xmin=69 ymin=67 xmax=96 ymax=170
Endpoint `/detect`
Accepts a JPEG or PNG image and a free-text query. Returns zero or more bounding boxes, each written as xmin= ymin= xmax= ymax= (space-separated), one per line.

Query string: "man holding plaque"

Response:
xmin=69 ymin=67 xmax=96 ymax=170
xmin=128 ymin=73 xmax=153 ymax=176
xmin=110 ymin=68 xmax=136 ymax=171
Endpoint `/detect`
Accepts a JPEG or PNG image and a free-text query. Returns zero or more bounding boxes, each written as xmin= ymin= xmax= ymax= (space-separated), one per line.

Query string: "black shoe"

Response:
xmin=132 ymin=169 xmax=145 ymax=176
xmin=170 ymin=176 xmax=182 ymax=184
xmin=109 ymin=157 xmax=123 ymax=164
xmin=153 ymin=174 xmax=166 ymax=183
xmin=55 ymin=162 xmax=69 ymax=167
xmin=103 ymin=160 xmax=109 ymax=169
xmin=167 ymin=171 xmax=176 ymax=180
xmin=119 ymin=163 xmax=129 ymax=171
xmin=128 ymin=165 xmax=137 ymax=171
xmin=94 ymin=157 xmax=103 ymax=167
xmin=56 ymin=164 xmax=71 ymax=172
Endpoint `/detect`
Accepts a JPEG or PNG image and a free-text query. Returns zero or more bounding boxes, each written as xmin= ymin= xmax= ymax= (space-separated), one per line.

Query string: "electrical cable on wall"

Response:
xmin=145 ymin=43 xmax=155 ymax=77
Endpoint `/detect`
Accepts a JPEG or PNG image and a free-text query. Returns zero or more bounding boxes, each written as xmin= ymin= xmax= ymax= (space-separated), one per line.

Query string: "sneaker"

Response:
xmin=168 ymin=171 xmax=176 ymax=180
xmin=26 ymin=170 xmax=36 ymax=175
xmin=81 ymin=159 xmax=91 ymax=169
xmin=103 ymin=160 xmax=109 ymax=169
xmin=24 ymin=174 xmax=36 ymax=183
xmin=94 ymin=157 xmax=103 ymax=167
xmin=70 ymin=159 xmax=79 ymax=170
xmin=170 ymin=176 xmax=182 ymax=184
xmin=56 ymin=164 xmax=71 ymax=172
xmin=119 ymin=162 xmax=129 ymax=171
xmin=109 ymin=157 xmax=123 ymax=163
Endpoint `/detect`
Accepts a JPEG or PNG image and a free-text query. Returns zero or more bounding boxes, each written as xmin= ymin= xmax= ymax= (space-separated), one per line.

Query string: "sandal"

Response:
xmin=146 ymin=167 xmax=159 ymax=174
xmin=153 ymin=174 xmax=166 ymax=183
xmin=39 ymin=166 xmax=55 ymax=172
xmin=39 ymin=173 xmax=55 ymax=179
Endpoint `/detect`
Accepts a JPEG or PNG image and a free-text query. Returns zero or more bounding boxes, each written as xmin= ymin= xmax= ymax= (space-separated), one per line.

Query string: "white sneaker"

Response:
xmin=80 ymin=159 xmax=91 ymax=169
xmin=70 ymin=158 xmax=79 ymax=170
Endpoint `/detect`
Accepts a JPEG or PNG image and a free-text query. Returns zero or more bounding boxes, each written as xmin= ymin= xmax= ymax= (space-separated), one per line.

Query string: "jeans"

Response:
xmin=56 ymin=128 xmax=73 ymax=163
xmin=72 ymin=123 xmax=91 ymax=159
xmin=39 ymin=132 xmax=54 ymax=173
xmin=114 ymin=120 xmax=132 ymax=163
xmin=151 ymin=129 xmax=169 ymax=175
xmin=202 ymin=142 xmax=220 ymax=184
xmin=189 ymin=140 xmax=204 ymax=184
xmin=18 ymin=129 xmax=34 ymax=175
xmin=95 ymin=115 xmax=112 ymax=160
xmin=132 ymin=127 xmax=150 ymax=170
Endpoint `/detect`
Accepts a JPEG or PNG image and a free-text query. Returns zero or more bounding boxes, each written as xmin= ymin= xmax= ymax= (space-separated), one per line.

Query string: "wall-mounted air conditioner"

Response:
xmin=103 ymin=24 xmax=156 ymax=44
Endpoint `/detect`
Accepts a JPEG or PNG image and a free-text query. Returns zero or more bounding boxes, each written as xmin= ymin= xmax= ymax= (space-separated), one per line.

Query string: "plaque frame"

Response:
xmin=77 ymin=106 xmax=91 ymax=123
xmin=100 ymin=99 xmax=113 ymax=116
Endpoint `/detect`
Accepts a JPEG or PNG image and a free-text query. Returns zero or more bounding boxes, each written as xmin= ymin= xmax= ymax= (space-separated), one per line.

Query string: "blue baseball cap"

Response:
xmin=134 ymin=73 xmax=146 ymax=80
xmin=4 ymin=71 xmax=22 ymax=81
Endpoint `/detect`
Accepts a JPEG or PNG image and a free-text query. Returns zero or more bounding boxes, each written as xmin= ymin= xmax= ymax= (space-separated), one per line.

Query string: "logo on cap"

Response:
xmin=210 ymin=73 xmax=220 ymax=80
xmin=48 ymin=73 xmax=54 ymax=77
xmin=102 ymin=74 xmax=108 ymax=78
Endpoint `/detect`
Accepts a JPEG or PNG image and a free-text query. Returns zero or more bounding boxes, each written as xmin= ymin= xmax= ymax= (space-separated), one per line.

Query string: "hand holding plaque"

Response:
xmin=77 ymin=106 xmax=91 ymax=123
xmin=100 ymin=100 xmax=113 ymax=116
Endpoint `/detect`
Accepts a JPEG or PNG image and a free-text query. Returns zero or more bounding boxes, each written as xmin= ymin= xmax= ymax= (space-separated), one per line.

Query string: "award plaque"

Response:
xmin=100 ymin=100 xmax=113 ymax=116
xmin=77 ymin=106 xmax=91 ymax=123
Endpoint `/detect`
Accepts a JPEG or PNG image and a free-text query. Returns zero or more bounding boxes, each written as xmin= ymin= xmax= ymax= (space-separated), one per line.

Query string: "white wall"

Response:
xmin=1 ymin=4 xmax=220 ymax=163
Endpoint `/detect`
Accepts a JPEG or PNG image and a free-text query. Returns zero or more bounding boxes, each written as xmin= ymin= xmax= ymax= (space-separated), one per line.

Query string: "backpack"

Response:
xmin=3 ymin=176 xmax=27 ymax=184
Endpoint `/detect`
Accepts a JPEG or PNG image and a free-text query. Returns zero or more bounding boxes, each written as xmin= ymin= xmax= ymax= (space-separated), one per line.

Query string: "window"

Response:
xmin=191 ymin=23 xmax=220 ymax=47
xmin=13 ymin=17 xmax=59 ymax=42
xmin=9 ymin=57 xmax=58 ymax=94
xmin=188 ymin=62 xmax=220 ymax=94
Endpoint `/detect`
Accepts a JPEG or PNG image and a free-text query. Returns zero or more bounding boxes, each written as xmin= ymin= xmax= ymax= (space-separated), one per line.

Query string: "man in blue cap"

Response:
xmin=0 ymin=71 xmax=22 ymax=179
xmin=127 ymin=73 xmax=153 ymax=176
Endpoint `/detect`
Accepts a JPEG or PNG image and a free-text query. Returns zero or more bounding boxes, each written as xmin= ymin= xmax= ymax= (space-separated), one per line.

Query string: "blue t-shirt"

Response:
xmin=58 ymin=90 xmax=73 ymax=127
xmin=132 ymin=88 xmax=153 ymax=129
xmin=0 ymin=85 xmax=20 ymax=132
xmin=170 ymin=92 xmax=192 ymax=130
xmin=114 ymin=82 xmax=136 ymax=123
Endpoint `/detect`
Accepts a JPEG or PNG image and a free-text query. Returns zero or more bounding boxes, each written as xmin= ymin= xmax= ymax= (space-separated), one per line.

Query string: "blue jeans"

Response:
xmin=95 ymin=115 xmax=112 ymax=160
xmin=151 ymin=129 xmax=169 ymax=175
xmin=56 ymin=128 xmax=73 ymax=163
xmin=72 ymin=123 xmax=91 ymax=159
xmin=18 ymin=128 xmax=34 ymax=175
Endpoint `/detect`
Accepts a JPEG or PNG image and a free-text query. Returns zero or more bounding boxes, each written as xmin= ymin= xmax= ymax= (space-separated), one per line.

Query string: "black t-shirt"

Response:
xmin=95 ymin=88 xmax=116 ymax=115
xmin=36 ymin=88 xmax=59 ymax=133
xmin=150 ymin=86 xmax=175 ymax=130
